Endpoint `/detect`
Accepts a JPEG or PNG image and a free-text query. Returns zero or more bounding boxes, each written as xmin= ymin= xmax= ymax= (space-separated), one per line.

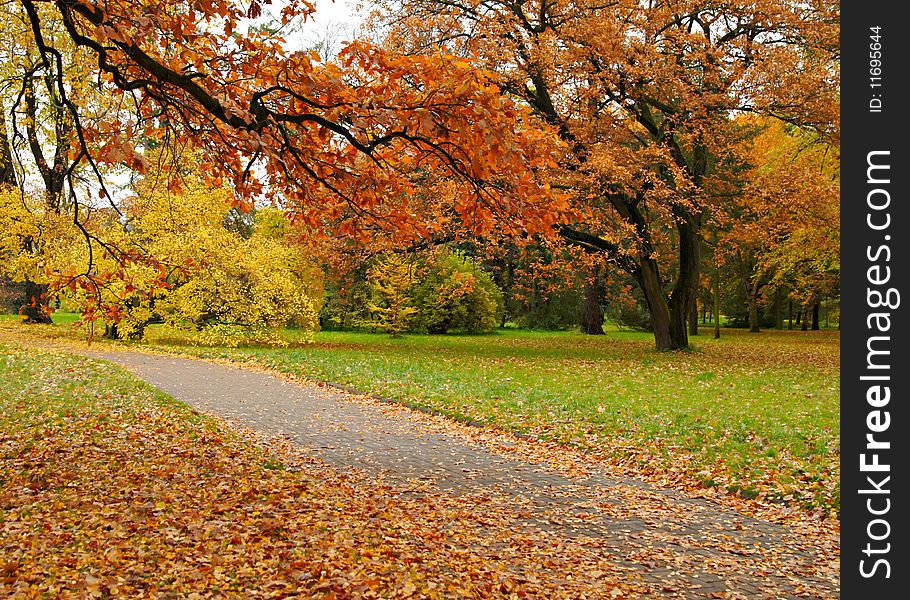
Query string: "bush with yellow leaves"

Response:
xmin=1 ymin=179 xmax=323 ymax=343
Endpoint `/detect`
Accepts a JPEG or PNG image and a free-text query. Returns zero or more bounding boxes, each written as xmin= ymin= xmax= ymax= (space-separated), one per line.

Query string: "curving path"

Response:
xmin=83 ymin=349 xmax=838 ymax=599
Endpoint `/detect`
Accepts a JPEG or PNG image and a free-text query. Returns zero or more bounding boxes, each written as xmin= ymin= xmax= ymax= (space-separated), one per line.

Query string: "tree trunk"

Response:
xmin=637 ymin=244 xmax=697 ymax=351
xmin=580 ymin=267 xmax=605 ymax=335
xmin=637 ymin=260 xmax=675 ymax=350
xmin=667 ymin=294 xmax=689 ymax=350
xmin=795 ymin=310 xmax=802 ymax=326
xmin=788 ymin=300 xmax=793 ymax=330
xmin=0 ymin=111 xmax=17 ymax=188
xmin=801 ymin=306 xmax=809 ymax=331
xmin=774 ymin=288 xmax=783 ymax=329
xmin=688 ymin=297 xmax=699 ymax=336
xmin=662 ymin=215 xmax=702 ymax=350
xmin=747 ymin=297 xmax=760 ymax=333
xmin=19 ymin=280 xmax=53 ymax=324
xmin=713 ymin=281 xmax=721 ymax=339
xmin=712 ymin=237 xmax=721 ymax=340
xmin=747 ymin=279 xmax=761 ymax=333
xmin=811 ymin=302 xmax=820 ymax=330
xmin=500 ymin=260 xmax=513 ymax=328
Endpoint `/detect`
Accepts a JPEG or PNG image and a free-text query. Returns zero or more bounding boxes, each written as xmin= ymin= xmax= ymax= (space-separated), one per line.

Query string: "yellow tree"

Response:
xmin=0 ymin=1 xmax=131 ymax=321
xmin=68 ymin=173 xmax=325 ymax=341
xmin=367 ymin=253 xmax=417 ymax=337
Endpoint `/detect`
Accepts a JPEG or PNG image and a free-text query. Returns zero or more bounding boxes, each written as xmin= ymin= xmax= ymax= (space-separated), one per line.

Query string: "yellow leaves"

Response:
xmin=0 ymin=189 xmax=76 ymax=288
xmin=135 ymin=187 xmax=324 ymax=338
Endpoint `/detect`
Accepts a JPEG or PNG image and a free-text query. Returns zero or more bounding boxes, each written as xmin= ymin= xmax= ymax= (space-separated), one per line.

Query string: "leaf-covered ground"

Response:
xmin=2 ymin=341 xmax=656 ymax=598
xmin=129 ymin=325 xmax=840 ymax=516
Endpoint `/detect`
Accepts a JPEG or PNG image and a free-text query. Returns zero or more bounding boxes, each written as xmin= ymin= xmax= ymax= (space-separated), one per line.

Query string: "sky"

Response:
xmin=305 ymin=0 xmax=364 ymax=27
xmin=279 ymin=0 xmax=369 ymax=54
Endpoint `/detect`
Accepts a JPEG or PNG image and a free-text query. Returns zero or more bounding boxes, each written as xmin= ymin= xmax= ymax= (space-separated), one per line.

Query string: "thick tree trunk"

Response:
xmin=811 ymin=302 xmax=820 ymax=330
xmin=637 ymin=221 xmax=699 ymax=351
xmin=668 ymin=216 xmax=701 ymax=348
xmin=801 ymin=306 xmax=809 ymax=331
xmin=637 ymin=260 xmax=675 ymax=350
xmin=747 ymin=297 xmax=760 ymax=332
xmin=580 ymin=267 xmax=605 ymax=335
xmin=19 ymin=280 xmax=53 ymax=324
xmin=667 ymin=295 xmax=689 ymax=349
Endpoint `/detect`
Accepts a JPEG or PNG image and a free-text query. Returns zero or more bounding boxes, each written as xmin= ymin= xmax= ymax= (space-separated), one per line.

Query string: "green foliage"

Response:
xmin=411 ymin=251 xmax=503 ymax=334
xmin=320 ymin=279 xmax=376 ymax=331
xmin=508 ymin=287 xmax=582 ymax=330
xmin=603 ymin=294 xmax=652 ymax=332
xmin=326 ymin=250 xmax=504 ymax=335
xmin=490 ymin=245 xmax=584 ymax=331
xmin=601 ymin=271 xmax=652 ymax=332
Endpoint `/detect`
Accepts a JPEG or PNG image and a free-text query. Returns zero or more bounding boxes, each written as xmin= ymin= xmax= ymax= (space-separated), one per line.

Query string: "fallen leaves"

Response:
xmin=1 ymin=341 xmax=650 ymax=598
xmin=0 ymin=328 xmax=841 ymax=598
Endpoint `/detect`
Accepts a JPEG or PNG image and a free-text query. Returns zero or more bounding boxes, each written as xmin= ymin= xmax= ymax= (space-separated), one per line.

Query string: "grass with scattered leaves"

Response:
xmin=149 ymin=324 xmax=840 ymax=514
xmin=4 ymin=315 xmax=841 ymax=515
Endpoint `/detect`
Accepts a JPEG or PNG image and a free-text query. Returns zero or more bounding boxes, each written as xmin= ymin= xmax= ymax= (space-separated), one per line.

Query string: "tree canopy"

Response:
xmin=376 ymin=0 xmax=839 ymax=348
xmin=1 ymin=0 xmax=840 ymax=349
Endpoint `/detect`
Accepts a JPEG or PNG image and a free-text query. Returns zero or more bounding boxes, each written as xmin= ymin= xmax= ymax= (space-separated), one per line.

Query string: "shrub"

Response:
xmin=410 ymin=251 xmax=503 ymax=334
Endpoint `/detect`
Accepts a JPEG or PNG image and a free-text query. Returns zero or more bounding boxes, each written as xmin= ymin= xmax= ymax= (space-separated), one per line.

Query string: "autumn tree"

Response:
xmin=0 ymin=3 xmax=74 ymax=322
xmin=2 ymin=0 xmax=567 ymax=335
xmin=375 ymin=0 xmax=839 ymax=349
xmin=367 ymin=253 xmax=417 ymax=336
xmin=719 ymin=116 xmax=839 ymax=332
xmin=4 ymin=0 xmax=839 ymax=351
xmin=409 ymin=250 xmax=503 ymax=333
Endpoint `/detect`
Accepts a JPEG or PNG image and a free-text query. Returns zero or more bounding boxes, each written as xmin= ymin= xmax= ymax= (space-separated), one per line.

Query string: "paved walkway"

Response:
xmin=85 ymin=349 xmax=838 ymax=599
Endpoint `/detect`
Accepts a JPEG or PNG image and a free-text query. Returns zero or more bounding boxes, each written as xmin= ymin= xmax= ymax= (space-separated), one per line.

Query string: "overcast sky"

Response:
xmin=306 ymin=0 xmax=363 ymax=27
xmin=286 ymin=0 xmax=368 ymax=53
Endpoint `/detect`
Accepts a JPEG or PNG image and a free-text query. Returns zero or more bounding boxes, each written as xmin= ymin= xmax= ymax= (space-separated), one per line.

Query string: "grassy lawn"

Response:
xmin=0 ymin=340 xmax=634 ymax=597
xmin=5 ymin=313 xmax=841 ymax=514
xmin=144 ymin=323 xmax=840 ymax=513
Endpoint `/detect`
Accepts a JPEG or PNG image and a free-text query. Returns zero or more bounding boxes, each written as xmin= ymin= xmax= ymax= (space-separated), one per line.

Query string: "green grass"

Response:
xmin=0 ymin=341 xmax=200 ymax=431
xmin=7 ymin=313 xmax=841 ymax=513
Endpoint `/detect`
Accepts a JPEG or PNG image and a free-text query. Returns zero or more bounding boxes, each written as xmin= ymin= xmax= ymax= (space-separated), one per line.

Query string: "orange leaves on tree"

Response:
xmin=24 ymin=0 xmax=566 ymax=246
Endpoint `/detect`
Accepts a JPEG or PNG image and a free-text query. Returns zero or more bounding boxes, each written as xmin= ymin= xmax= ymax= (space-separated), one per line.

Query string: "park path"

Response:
xmin=81 ymin=348 xmax=838 ymax=599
